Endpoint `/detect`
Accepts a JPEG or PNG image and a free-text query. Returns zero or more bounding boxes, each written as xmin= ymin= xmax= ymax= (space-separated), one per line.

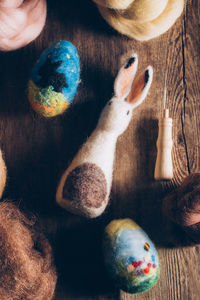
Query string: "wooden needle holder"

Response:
xmin=154 ymin=108 xmax=173 ymax=180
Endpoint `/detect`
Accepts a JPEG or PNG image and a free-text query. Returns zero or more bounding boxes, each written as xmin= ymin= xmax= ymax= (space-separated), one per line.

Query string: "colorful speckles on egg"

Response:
xmin=103 ymin=218 xmax=160 ymax=294
xmin=127 ymin=264 xmax=134 ymax=272
xmin=132 ymin=261 xmax=137 ymax=268
xmin=28 ymin=40 xmax=80 ymax=117
xmin=126 ymin=257 xmax=157 ymax=279
xmin=136 ymin=269 xmax=144 ymax=276
xmin=144 ymin=255 xmax=151 ymax=262
xmin=128 ymin=256 xmax=135 ymax=264
xmin=144 ymin=267 xmax=150 ymax=274
xmin=151 ymin=254 xmax=156 ymax=262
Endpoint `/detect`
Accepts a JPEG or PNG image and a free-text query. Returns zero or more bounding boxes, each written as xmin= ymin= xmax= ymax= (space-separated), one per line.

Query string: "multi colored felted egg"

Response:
xmin=28 ymin=40 xmax=80 ymax=117
xmin=103 ymin=219 xmax=160 ymax=294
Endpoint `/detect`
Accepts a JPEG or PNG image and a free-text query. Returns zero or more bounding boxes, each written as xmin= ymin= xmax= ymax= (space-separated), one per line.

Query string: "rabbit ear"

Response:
xmin=114 ymin=54 xmax=138 ymax=99
xmin=126 ymin=66 xmax=153 ymax=107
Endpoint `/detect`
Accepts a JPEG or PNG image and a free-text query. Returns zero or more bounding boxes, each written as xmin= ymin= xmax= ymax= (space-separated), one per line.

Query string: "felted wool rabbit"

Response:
xmin=56 ymin=54 xmax=153 ymax=218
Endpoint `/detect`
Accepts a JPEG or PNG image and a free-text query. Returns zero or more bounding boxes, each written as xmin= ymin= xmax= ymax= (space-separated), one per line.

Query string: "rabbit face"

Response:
xmin=97 ymin=55 xmax=153 ymax=135
xmin=98 ymin=97 xmax=133 ymax=134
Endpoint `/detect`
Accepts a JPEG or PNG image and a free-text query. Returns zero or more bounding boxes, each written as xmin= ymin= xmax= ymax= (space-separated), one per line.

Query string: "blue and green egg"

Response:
xmin=103 ymin=219 xmax=160 ymax=294
xmin=28 ymin=41 xmax=80 ymax=117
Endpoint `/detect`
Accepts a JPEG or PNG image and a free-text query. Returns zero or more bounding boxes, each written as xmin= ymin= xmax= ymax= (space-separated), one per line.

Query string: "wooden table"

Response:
xmin=0 ymin=0 xmax=199 ymax=299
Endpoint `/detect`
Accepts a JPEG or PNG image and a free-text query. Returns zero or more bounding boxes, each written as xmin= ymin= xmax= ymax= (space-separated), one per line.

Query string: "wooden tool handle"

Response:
xmin=154 ymin=109 xmax=173 ymax=180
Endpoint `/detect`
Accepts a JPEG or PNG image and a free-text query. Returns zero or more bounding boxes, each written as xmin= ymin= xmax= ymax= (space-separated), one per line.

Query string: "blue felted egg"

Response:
xmin=28 ymin=40 xmax=80 ymax=117
xmin=103 ymin=219 xmax=160 ymax=294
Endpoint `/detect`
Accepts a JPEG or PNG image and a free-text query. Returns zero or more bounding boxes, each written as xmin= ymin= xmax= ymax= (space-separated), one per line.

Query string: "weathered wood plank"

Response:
xmin=120 ymin=0 xmax=200 ymax=299
xmin=0 ymin=0 xmax=199 ymax=299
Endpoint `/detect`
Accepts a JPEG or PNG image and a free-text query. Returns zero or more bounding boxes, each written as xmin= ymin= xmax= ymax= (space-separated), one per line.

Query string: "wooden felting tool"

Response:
xmin=154 ymin=72 xmax=173 ymax=180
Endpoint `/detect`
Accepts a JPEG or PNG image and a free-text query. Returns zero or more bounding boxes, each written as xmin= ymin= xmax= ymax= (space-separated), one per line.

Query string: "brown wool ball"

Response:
xmin=163 ymin=173 xmax=200 ymax=246
xmin=0 ymin=202 xmax=57 ymax=300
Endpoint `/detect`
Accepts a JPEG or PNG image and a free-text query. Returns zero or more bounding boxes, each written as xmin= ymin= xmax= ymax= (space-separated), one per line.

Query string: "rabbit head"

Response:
xmin=98 ymin=54 xmax=153 ymax=135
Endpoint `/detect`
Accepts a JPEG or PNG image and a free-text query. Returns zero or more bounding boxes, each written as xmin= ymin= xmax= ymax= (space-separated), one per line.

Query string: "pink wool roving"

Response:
xmin=0 ymin=0 xmax=47 ymax=51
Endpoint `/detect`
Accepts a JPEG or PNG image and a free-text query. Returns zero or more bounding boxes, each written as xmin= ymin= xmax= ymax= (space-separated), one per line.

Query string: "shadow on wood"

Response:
xmin=53 ymin=218 xmax=117 ymax=297
xmin=47 ymin=0 xmax=117 ymax=38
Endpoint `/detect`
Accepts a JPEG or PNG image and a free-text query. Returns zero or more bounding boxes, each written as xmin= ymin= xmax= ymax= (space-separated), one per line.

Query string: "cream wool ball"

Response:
xmin=0 ymin=0 xmax=47 ymax=51
xmin=0 ymin=0 xmax=24 ymax=8
xmin=120 ymin=0 xmax=168 ymax=22
xmin=97 ymin=0 xmax=184 ymax=41
xmin=92 ymin=0 xmax=133 ymax=9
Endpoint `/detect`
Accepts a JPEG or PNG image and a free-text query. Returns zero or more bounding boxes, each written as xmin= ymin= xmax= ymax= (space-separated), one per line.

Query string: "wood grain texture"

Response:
xmin=0 ymin=0 xmax=199 ymax=299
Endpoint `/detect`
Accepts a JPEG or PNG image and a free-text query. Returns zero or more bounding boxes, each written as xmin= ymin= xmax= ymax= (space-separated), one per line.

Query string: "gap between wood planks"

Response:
xmin=180 ymin=1 xmax=190 ymax=175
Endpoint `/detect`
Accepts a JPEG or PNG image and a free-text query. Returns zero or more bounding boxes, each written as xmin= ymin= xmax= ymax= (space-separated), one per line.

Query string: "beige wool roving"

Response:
xmin=94 ymin=0 xmax=184 ymax=41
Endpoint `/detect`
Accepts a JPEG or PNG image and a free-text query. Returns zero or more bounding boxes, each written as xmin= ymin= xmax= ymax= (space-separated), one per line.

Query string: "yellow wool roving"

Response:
xmin=93 ymin=0 xmax=184 ymax=41
xmin=120 ymin=0 xmax=169 ymax=22
xmin=92 ymin=0 xmax=133 ymax=9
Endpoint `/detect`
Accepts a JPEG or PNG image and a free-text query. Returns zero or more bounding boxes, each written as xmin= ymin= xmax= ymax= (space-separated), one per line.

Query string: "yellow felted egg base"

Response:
xmin=28 ymin=80 xmax=68 ymax=117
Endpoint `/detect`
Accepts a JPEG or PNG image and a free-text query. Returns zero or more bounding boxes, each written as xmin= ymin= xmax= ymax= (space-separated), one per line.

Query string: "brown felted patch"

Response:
xmin=0 ymin=202 xmax=57 ymax=300
xmin=63 ymin=163 xmax=107 ymax=208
